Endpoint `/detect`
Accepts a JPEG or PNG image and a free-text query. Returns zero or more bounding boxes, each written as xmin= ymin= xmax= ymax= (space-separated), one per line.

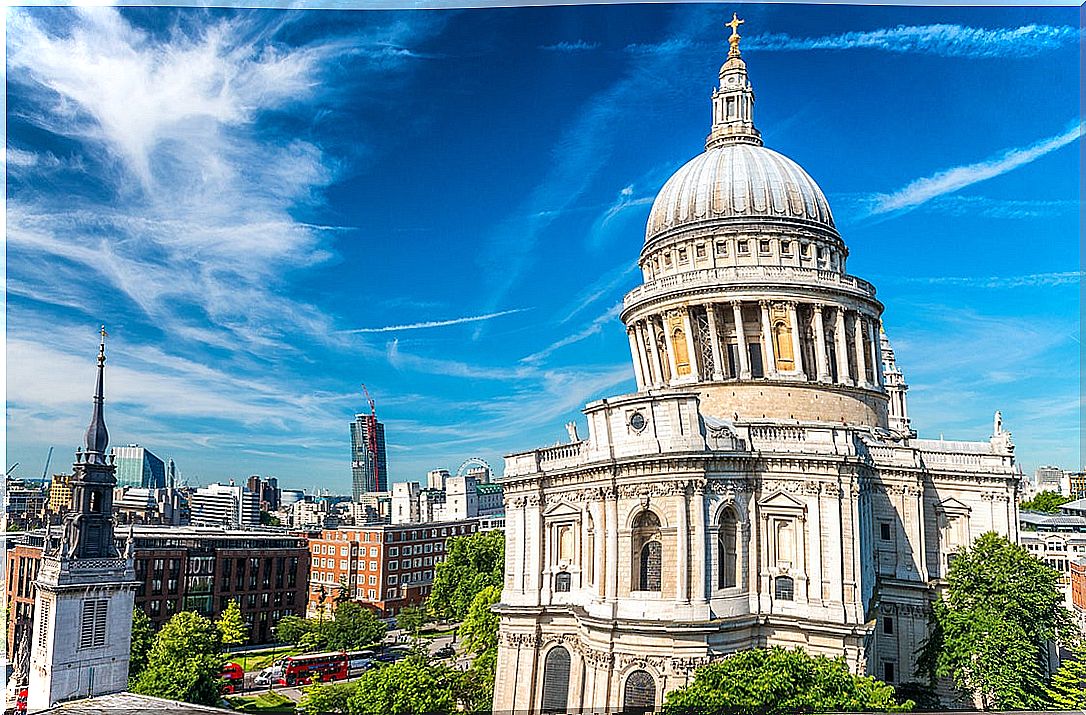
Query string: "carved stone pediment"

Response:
xmin=758 ymin=490 xmax=806 ymax=512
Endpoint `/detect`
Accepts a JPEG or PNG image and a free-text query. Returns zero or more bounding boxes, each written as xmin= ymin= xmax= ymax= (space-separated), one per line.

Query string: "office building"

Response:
xmin=113 ymin=444 xmax=167 ymax=489
xmin=351 ymin=413 xmax=388 ymax=499
xmin=306 ymin=519 xmax=479 ymax=618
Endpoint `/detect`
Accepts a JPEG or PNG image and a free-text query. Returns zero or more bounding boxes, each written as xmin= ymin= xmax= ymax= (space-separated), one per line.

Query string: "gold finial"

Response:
xmin=726 ymin=12 xmax=745 ymax=58
xmin=98 ymin=325 xmax=108 ymax=363
xmin=100 ymin=325 xmax=108 ymax=342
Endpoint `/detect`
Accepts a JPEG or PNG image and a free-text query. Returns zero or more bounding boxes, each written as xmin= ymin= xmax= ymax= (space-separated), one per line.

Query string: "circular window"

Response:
xmin=629 ymin=412 xmax=646 ymax=432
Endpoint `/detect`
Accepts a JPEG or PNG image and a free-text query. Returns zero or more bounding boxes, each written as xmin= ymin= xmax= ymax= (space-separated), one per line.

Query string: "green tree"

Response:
xmin=300 ymin=652 xmax=459 ymax=715
xmin=662 ymin=646 xmax=912 ymax=715
xmin=397 ymin=605 xmax=428 ymax=638
xmin=458 ymin=585 xmax=500 ymax=656
xmin=323 ymin=602 xmax=387 ymax=651
xmin=129 ymin=608 xmax=155 ymax=681
xmin=301 ymin=680 xmax=355 ymax=714
xmin=131 ymin=611 xmax=223 ymax=706
xmin=457 ymin=647 xmax=497 ymax=713
xmin=259 ymin=511 xmax=281 ymax=527
xmin=429 ymin=531 xmax=504 ymax=621
xmin=918 ymin=531 xmax=1075 ymax=709
xmin=347 ymin=653 xmax=458 ymax=715
xmin=1020 ymin=491 xmax=1071 ymax=514
xmin=216 ymin=599 xmax=249 ymax=647
xmin=335 ymin=580 xmax=351 ymax=605
xmin=1047 ymin=641 xmax=1086 ymax=708
xmin=274 ymin=614 xmax=312 ymax=644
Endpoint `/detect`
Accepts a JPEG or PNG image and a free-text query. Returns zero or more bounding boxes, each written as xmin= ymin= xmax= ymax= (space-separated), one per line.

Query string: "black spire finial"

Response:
xmin=83 ymin=325 xmax=110 ymax=463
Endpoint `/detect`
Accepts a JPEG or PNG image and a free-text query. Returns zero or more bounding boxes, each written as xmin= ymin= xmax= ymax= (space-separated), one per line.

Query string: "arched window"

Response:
xmin=718 ymin=508 xmax=738 ymax=589
xmin=89 ymin=491 xmax=101 ymax=514
xmin=585 ymin=513 xmax=595 ymax=585
xmin=774 ymin=575 xmax=794 ymax=601
xmin=541 ymin=646 xmax=571 ymax=713
xmin=773 ymin=319 xmax=794 ymax=371
xmin=623 ymin=670 xmax=657 ymax=713
xmin=640 ymin=542 xmax=661 ymax=592
xmin=672 ymin=327 xmax=691 ymax=376
xmin=554 ymin=572 xmax=571 ymax=592
xmin=632 ymin=511 xmax=662 ymax=592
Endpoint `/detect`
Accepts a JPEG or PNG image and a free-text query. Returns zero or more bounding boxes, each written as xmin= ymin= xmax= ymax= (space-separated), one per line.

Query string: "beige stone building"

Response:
xmin=493 ymin=17 xmax=1019 ymax=714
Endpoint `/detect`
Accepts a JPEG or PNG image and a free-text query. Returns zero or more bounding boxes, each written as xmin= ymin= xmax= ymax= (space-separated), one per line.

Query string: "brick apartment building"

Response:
xmin=7 ymin=526 xmax=309 ymax=651
xmin=307 ymin=518 xmax=479 ymax=617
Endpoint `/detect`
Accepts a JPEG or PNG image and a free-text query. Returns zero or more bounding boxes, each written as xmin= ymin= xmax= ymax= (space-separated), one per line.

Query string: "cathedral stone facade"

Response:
xmin=492 ymin=18 xmax=1018 ymax=714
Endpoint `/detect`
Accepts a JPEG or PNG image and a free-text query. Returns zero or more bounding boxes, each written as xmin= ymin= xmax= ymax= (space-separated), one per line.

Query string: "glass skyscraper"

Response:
xmin=113 ymin=444 xmax=167 ymax=489
xmin=350 ymin=414 xmax=387 ymax=500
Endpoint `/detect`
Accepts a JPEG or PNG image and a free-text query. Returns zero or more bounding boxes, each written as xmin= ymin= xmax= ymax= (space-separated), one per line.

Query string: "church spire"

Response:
xmin=706 ymin=12 xmax=762 ymax=150
xmin=83 ymin=325 xmax=110 ymax=463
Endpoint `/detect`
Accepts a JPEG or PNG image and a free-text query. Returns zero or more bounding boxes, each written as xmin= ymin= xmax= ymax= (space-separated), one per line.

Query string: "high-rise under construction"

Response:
xmin=350 ymin=412 xmax=387 ymax=500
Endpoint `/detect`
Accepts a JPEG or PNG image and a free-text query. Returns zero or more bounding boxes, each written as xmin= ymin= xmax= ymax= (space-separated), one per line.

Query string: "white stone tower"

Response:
xmin=28 ymin=328 xmax=137 ymax=711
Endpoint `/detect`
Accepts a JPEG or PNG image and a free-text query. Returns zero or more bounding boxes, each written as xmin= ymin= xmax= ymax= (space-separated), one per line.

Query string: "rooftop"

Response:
xmin=37 ymin=692 xmax=234 ymax=714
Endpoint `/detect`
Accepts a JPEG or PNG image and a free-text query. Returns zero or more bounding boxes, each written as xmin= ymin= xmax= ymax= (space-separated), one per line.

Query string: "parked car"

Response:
xmin=253 ymin=667 xmax=281 ymax=687
xmin=433 ymin=644 xmax=455 ymax=659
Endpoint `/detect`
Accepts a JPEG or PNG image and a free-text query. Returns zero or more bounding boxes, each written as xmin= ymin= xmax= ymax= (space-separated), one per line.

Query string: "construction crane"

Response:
xmin=360 ymin=384 xmax=381 ymax=491
xmin=40 ymin=446 xmax=54 ymax=482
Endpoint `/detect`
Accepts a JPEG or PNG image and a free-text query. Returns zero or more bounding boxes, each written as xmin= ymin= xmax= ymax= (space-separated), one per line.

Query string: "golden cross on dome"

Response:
xmin=726 ymin=13 xmax=745 ymax=57
xmin=726 ymin=12 xmax=744 ymax=37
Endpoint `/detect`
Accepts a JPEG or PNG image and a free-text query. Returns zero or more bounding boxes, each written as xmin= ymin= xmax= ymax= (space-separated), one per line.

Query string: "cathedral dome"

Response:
xmin=645 ymin=144 xmax=835 ymax=244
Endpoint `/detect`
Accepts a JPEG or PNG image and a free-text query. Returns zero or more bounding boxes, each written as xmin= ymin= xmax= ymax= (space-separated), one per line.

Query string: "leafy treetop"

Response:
xmin=662 ymin=646 xmax=912 ymax=714
xmin=918 ymin=531 xmax=1075 ymax=710
xmin=1020 ymin=491 xmax=1072 ymax=514
xmin=429 ymin=530 xmax=504 ymax=622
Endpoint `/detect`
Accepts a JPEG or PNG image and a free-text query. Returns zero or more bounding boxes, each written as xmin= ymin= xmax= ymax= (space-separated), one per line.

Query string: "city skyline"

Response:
xmin=6 ymin=4 xmax=1080 ymax=493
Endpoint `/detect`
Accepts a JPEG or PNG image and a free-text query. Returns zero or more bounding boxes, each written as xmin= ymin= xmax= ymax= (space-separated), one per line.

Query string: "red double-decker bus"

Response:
xmin=277 ymin=651 xmax=349 ymax=686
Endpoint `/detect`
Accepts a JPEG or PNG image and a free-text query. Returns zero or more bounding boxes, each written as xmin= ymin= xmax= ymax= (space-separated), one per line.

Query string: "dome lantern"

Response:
xmin=706 ymin=13 xmax=762 ymax=150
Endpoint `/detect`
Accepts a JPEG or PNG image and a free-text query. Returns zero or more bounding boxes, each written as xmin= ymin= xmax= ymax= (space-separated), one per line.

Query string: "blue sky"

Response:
xmin=6 ymin=4 xmax=1080 ymax=493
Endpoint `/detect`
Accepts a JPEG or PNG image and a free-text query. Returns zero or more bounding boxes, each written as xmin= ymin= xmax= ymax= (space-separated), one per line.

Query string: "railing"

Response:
xmin=748 ymin=426 xmax=807 ymax=443
xmin=623 ymin=265 xmax=877 ymax=307
xmin=538 ymin=441 xmax=586 ymax=464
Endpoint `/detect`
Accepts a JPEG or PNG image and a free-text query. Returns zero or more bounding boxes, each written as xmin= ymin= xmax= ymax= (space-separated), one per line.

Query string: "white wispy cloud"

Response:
xmin=475 ymin=8 xmax=715 ymax=330
xmin=747 ymin=24 xmax=1081 ymax=58
xmin=921 ymin=195 xmax=1078 ymax=219
xmin=6 ymin=8 xmax=438 ymax=356
xmin=540 ymin=40 xmax=599 ymax=52
xmin=340 ymin=308 xmax=529 ymax=334
xmin=521 ymin=302 xmax=623 ymax=364
xmin=894 ymin=271 xmax=1083 ymax=290
xmin=865 ymin=122 xmax=1084 ymax=216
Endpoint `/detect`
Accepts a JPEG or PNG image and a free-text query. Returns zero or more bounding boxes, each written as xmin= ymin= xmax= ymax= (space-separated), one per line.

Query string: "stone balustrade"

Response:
xmin=623 ymin=264 xmax=876 ymax=308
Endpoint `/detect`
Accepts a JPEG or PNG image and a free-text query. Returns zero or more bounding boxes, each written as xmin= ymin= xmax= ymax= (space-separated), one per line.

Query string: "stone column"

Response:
xmin=834 ymin=307 xmax=851 ymax=385
xmin=634 ymin=323 xmax=653 ymax=388
xmin=759 ymin=300 xmax=778 ymax=378
xmin=682 ymin=306 xmax=700 ymax=381
xmin=870 ymin=324 xmax=885 ymax=388
xmin=605 ymin=492 xmax=619 ymax=603
xmin=663 ymin=317 xmax=680 ymax=385
xmin=591 ymin=500 xmax=605 ymax=599
xmin=812 ymin=304 xmax=831 ymax=382
xmin=705 ymin=303 xmax=725 ymax=381
xmin=627 ymin=328 xmax=645 ymax=390
xmin=731 ymin=301 xmax=751 ymax=379
xmin=647 ymin=319 xmax=664 ymax=388
xmin=692 ymin=483 xmax=707 ymax=605
xmin=853 ymin=313 xmax=869 ymax=388
xmin=676 ymin=488 xmax=689 ymax=605
xmin=787 ymin=301 xmax=805 ymax=378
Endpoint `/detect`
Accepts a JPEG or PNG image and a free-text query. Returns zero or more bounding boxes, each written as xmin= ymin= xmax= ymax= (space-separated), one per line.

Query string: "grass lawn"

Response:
xmin=228 ymin=691 xmax=295 ymax=713
xmin=231 ymin=647 xmax=306 ymax=672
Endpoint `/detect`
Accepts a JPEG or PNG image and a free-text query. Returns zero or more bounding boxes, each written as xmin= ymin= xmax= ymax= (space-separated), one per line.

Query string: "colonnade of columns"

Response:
xmin=626 ymin=300 xmax=884 ymax=391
